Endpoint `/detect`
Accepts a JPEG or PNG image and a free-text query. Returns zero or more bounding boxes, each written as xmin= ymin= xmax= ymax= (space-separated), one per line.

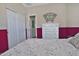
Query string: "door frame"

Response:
xmin=29 ymin=15 xmax=37 ymax=38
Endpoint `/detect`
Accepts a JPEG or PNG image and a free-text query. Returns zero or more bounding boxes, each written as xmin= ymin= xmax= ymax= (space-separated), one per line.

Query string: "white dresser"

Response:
xmin=42 ymin=23 xmax=59 ymax=39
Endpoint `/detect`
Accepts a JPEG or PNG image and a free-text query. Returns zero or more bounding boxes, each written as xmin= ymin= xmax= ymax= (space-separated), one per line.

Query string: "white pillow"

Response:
xmin=65 ymin=37 xmax=74 ymax=42
xmin=69 ymin=36 xmax=79 ymax=49
xmin=68 ymin=37 xmax=74 ymax=40
xmin=75 ymin=33 xmax=79 ymax=38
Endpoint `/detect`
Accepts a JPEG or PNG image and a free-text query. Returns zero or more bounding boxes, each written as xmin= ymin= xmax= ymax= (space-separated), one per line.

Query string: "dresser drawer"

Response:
xmin=42 ymin=23 xmax=59 ymax=39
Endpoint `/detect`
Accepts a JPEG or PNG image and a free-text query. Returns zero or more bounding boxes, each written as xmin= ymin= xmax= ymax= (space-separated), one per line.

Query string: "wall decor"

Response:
xmin=43 ymin=12 xmax=57 ymax=23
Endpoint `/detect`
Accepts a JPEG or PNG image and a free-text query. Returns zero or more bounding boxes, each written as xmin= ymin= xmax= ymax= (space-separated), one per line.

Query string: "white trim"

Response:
xmin=28 ymin=15 xmax=37 ymax=38
xmin=35 ymin=15 xmax=37 ymax=38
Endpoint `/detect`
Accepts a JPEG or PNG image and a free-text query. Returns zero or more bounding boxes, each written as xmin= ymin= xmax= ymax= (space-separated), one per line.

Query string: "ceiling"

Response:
xmin=22 ymin=3 xmax=48 ymax=7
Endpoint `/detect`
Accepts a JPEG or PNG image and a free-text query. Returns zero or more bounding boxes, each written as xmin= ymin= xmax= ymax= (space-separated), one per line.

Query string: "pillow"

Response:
xmin=74 ymin=33 xmax=79 ymax=38
xmin=68 ymin=37 xmax=74 ymax=40
xmin=69 ymin=37 xmax=79 ymax=49
xmin=63 ymin=37 xmax=74 ymax=42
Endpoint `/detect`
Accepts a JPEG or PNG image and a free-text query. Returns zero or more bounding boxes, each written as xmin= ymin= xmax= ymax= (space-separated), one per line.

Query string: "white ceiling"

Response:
xmin=22 ymin=3 xmax=48 ymax=7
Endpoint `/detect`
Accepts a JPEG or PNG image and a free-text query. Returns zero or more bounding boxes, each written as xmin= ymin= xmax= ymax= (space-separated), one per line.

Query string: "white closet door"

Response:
xmin=7 ymin=9 xmax=26 ymax=48
xmin=16 ymin=14 xmax=26 ymax=43
xmin=7 ymin=9 xmax=18 ymax=48
xmin=15 ymin=14 xmax=20 ymax=43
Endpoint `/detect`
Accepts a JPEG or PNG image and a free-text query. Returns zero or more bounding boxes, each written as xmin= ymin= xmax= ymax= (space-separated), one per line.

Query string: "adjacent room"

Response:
xmin=0 ymin=3 xmax=79 ymax=56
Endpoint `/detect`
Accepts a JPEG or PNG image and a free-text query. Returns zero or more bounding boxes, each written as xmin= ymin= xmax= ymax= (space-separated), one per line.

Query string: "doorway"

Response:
xmin=30 ymin=16 xmax=36 ymax=38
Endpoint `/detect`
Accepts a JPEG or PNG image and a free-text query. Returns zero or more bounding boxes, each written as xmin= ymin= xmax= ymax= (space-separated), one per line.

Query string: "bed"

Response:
xmin=1 ymin=38 xmax=79 ymax=56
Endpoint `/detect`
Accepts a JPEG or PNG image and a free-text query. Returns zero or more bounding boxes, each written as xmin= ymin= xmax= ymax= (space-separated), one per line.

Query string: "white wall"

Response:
xmin=27 ymin=3 xmax=79 ymax=27
xmin=0 ymin=4 xmax=7 ymax=29
xmin=26 ymin=3 xmax=68 ymax=38
xmin=27 ymin=3 xmax=68 ymax=28
xmin=1 ymin=3 xmax=79 ymax=38
xmin=67 ymin=3 xmax=79 ymax=27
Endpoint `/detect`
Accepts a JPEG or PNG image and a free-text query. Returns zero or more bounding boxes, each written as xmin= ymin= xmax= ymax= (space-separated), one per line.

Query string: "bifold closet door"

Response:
xmin=7 ymin=9 xmax=26 ymax=48
xmin=7 ymin=9 xmax=18 ymax=48
xmin=16 ymin=14 xmax=26 ymax=43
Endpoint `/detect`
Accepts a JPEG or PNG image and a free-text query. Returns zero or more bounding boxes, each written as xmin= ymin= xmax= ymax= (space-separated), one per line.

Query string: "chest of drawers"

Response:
xmin=42 ymin=23 xmax=59 ymax=39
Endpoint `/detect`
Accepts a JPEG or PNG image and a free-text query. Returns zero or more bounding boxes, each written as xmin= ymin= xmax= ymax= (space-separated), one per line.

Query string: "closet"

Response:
xmin=7 ymin=9 xmax=26 ymax=48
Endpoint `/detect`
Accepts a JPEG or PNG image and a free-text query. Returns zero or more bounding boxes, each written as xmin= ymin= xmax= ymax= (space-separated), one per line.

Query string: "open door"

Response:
xmin=30 ymin=16 xmax=36 ymax=38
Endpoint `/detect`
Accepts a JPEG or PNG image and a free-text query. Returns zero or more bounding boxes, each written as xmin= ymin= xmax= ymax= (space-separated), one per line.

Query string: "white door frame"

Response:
xmin=27 ymin=14 xmax=37 ymax=38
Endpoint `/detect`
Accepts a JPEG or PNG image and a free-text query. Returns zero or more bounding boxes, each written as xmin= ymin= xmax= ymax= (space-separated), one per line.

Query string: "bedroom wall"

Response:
xmin=28 ymin=3 xmax=79 ymax=28
xmin=0 ymin=4 xmax=7 ymax=29
xmin=0 ymin=4 xmax=8 ymax=53
xmin=27 ymin=3 xmax=68 ymax=28
xmin=67 ymin=3 xmax=79 ymax=27
xmin=59 ymin=3 xmax=79 ymax=38
xmin=27 ymin=3 xmax=79 ymax=28
xmin=6 ymin=3 xmax=27 ymax=16
xmin=27 ymin=3 xmax=79 ymax=38
xmin=27 ymin=3 xmax=68 ymax=38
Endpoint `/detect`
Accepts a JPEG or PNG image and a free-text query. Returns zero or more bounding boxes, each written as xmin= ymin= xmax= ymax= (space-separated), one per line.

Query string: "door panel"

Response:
xmin=7 ymin=9 xmax=26 ymax=48
xmin=17 ymin=14 xmax=26 ymax=42
xmin=7 ymin=9 xmax=17 ymax=48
